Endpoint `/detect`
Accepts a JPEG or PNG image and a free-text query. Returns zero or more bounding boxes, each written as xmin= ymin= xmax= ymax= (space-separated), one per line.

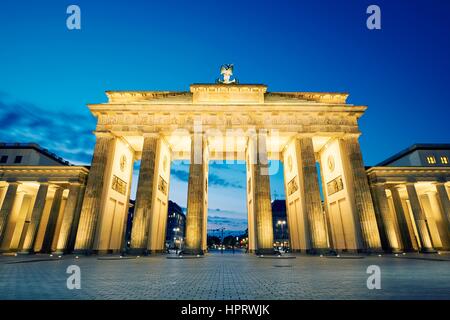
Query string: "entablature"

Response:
xmin=367 ymin=166 xmax=450 ymax=184
xmin=0 ymin=166 xmax=90 ymax=184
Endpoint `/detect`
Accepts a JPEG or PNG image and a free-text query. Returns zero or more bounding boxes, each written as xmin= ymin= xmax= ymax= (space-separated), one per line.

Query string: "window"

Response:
xmin=441 ymin=156 xmax=449 ymax=164
xmin=14 ymin=156 xmax=23 ymax=164
xmin=426 ymin=156 xmax=436 ymax=164
xmin=0 ymin=156 xmax=7 ymax=164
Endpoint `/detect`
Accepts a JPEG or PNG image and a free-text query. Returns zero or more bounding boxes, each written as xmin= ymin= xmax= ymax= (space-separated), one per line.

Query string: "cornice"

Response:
xmin=267 ymin=92 xmax=349 ymax=104
xmin=0 ymin=166 xmax=89 ymax=175
xmin=367 ymin=166 xmax=450 ymax=174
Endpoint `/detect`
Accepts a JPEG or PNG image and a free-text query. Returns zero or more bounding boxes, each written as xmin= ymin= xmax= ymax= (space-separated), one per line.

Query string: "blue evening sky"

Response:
xmin=1 ymin=0 xmax=449 ymax=233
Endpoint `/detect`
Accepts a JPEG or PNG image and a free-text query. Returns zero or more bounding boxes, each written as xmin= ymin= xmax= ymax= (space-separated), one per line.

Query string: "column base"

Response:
xmin=360 ymin=247 xmax=384 ymax=254
xmin=181 ymin=248 xmax=204 ymax=256
xmin=255 ymin=248 xmax=277 ymax=256
xmin=72 ymin=249 xmax=96 ymax=256
xmin=306 ymin=248 xmax=333 ymax=255
xmin=420 ymin=247 xmax=437 ymax=254
xmin=148 ymin=249 xmax=169 ymax=254
xmin=127 ymin=248 xmax=150 ymax=256
xmin=382 ymin=248 xmax=403 ymax=254
xmin=289 ymin=249 xmax=309 ymax=254
xmin=17 ymin=250 xmax=34 ymax=255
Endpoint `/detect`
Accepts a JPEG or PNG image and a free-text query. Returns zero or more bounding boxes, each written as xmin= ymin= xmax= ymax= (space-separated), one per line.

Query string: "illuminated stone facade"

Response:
xmin=367 ymin=144 xmax=450 ymax=252
xmin=2 ymin=85 xmax=448 ymax=256
xmin=0 ymin=144 xmax=88 ymax=254
xmin=73 ymin=83 xmax=383 ymax=255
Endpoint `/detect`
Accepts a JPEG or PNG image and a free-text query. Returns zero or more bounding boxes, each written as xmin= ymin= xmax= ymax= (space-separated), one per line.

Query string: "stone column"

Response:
xmin=130 ymin=135 xmax=157 ymax=254
xmin=298 ymin=136 xmax=328 ymax=252
xmin=66 ymin=185 xmax=86 ymax=253
xmin=41 ymin=187 xmax=64 ymax=253
xmin=318 ymin=159 xmax=334 ymax=249
xmin=390 ymin=186 xmax=414 ymax=251
xmin=21 ymin=183 xmax=49 ymax=253
xmin=405 ymin=183 xmax=435 ymax=253
xmin=371 ymin=184 xmax=401 ymax=252
xmin=75 ymin=133 xmax=114 ymax=253
xmin=184 ymin=135 xmax=208 ymax=255
xmin=253 ymin=131 xmax=274 ymax=254
xmin=340 ymin=135 xmax=382 ymax=252
xmin=0 ymin=182 xmax=20 ymax=245
xmin=434 ymin=182 xmax=450 ymax=226
xmin=55 ymin=183 xmax=82 ymax=254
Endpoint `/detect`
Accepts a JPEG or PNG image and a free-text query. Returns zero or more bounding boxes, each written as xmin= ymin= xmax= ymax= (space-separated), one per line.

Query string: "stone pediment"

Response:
xmin=104 ymin=85 xmax=349 ymax=105
xmin=106 ymin=91 xmax=192 ymax=103
xmin=190 ymin=84 xmax=267 ymax=104
xmin=266 ymin=92 xmax=349 ymax=104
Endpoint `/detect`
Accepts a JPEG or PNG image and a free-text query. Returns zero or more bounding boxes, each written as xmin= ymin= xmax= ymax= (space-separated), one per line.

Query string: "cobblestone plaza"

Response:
xmin=1 ymin=252 xmax=449 ymax=300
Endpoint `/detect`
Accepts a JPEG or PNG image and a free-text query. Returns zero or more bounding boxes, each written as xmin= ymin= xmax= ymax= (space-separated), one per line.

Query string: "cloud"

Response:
xmin=208 ymin=173 xmax=244 ymax=189
xmin=171 ymin=165 xmax=245 ymax=189
xmin=171 ymin=168 xmax=190 ymax=182
xmin=0 ymin=94 xmax=96 ymax=165
xmin=207 ymin=215 xmax=248 ymax=234
xmin=176 ymin=205 xmax=247 ymax=233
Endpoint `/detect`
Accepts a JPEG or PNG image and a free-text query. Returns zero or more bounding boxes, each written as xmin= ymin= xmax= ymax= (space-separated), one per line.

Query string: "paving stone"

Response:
xmin=0 ymin=252 xmax=448 ymax=300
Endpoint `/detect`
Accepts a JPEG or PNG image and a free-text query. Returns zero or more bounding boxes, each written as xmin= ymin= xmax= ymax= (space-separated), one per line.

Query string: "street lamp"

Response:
xmin=277 ymin=220 xmax=286 ymax=249
xmin=173 ymin=227 xmax=181 ymax=253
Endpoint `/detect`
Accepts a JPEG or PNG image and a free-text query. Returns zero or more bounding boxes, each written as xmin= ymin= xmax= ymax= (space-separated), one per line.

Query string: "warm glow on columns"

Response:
xmin=253 ymin=131 xmax=274 ymax=253
xmin=340 ymin=136 xmax=382 ymax=251
xmin=184 ymin=135 xmax=208 ymax=254
xmin=405 ymin=183 xmax=435 ymax=252
xmin=297 ymin=136 xmax=328 ymax=251
xmin=372 ymin=184 xmax=401 ymax=252
xmin=434 ymin=182 xmax=450 ymax=226
xmin=130 ymin=135 xmax=157 ymax=251
xmin=74 ymin=133 xmax=114 ymax=251
xmin=0 ymin=182 xmax=20 ymax=245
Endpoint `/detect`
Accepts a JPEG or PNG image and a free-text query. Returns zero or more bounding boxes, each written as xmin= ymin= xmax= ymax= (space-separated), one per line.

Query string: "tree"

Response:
xmin=207 ymin=236 xmax=221 ymax=247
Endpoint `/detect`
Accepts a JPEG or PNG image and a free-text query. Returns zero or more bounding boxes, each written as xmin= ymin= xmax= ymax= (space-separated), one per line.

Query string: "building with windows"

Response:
xmin=367 ymin=144 xmax=450 ymax=253
xmin=165 ymin=200 xmax=186 ymax=250
xmin=0 ymin=143 xmax=71 ymax=166
xmin=271 ymin=200 xmax=289 ymax=248
xmin=0 ymin=82 xmax=448 ymax=257
xmin=124 ymin=199 xmax=135 ymax=250
xmin=0 ymin=143 xmax=88 ymax=254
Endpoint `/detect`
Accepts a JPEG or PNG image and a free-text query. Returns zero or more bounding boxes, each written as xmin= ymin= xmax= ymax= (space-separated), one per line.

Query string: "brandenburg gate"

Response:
xmin=74 ymin=81 xmax=383 ymax=255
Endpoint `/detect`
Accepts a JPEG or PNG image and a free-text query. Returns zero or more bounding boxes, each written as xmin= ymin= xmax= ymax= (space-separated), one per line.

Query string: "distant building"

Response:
xmin=125 ymin=199 xmax=186 ymax=251
xmin=124 ymin=199 xmax=135 ymax=249
xmin=0 ymin=143 xmax=72 ymax=166
xmin=367 ymin=144 xmax=450 ymax=253
xmin=165 ymin=200 xmax=186 ymax=249
xmin=271 ymin=200 xmax=289 ymax=248
xmin=376 ymin=144 xmax=450 ymax=167
xmin=0 ymin=143 xmax=88 ymax=254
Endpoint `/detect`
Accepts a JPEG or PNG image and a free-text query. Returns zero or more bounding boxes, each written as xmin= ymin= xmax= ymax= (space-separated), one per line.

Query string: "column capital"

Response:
xmin=67 ymin=181 xmax=83 ymax=187
xmin=50 ymin=184 xmax=65 ymax=191
xmin=341 ymin=132 xmax=362 ymax=140
xmin=372 ymin=181 xmax=388 ymax=188
xmin=5 ymin=180 xmax=20 ymax=185
xmin=93 ymin=131 xmax=114 ymax=138
xmin=388 ymin=183 xmax=404 ymax=191
xmin=142 ymin=132 xmax=159 ymax=138
xmin=434 ymin=177 xmax=449 ymax=184
xmin=294 ymin=133 xmax=314 ymax=139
